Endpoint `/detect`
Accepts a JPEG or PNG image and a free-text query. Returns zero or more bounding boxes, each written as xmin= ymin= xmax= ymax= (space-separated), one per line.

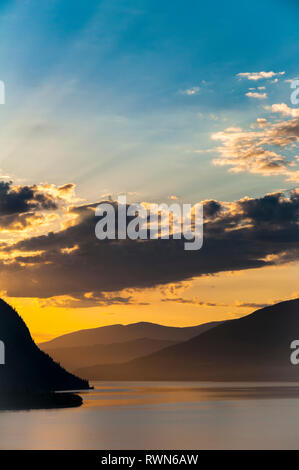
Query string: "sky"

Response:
xmin=0 ymin=0 xmax=298 ymax=341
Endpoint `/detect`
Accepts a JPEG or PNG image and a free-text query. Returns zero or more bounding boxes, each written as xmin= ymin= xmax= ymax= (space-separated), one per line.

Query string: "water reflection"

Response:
xmin=1 ymin=382 xmax=299 ymax=449
xmin=81 ymin=381 xmax=299 ymax=408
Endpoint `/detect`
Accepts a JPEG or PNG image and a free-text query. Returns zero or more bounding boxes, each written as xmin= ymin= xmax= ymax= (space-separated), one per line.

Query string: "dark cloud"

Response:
xmin=0 ymin=181 xmax=57 ymax=214
xmin=202 ymin=200 xmax=222 ymax=218
xmin=38 ymin=291 xmax=149 ymax=308
xmin=237 ymin=191 xmax=299 ymax=224
xmin=0 ymin=189 xmax=298 ymax=302
xmin=234 ymin=302 xmax=271 ymax=309
xmin=0 ymin=181 xmax=58 ymax=229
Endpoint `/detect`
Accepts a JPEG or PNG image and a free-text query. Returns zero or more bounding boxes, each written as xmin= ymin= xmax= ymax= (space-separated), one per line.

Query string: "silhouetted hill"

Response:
xmin=0 ymin=299 xmax=90 ymax=392
xmin=44 ymin=338 xmax=177 ymax=373
xmin=39 ymin=320 xmax=221 ymax=349
xmin=90 ymin=299 xmax=299 ymax=381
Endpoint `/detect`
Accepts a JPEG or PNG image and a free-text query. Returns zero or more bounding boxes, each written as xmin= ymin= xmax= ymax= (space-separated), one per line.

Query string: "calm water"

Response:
xmin=2 ymin=381 xmax=299 ymax=449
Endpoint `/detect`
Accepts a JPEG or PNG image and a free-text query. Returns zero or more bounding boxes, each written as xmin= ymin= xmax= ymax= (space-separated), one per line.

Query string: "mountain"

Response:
xmin=39 ymin=321 xmax=221 ymax=350
xmin=39 ymin=321 xmax=222 ymax=375
xmin=0 ymin=299 xmax=89 ymax=392
xmin=43 ymin=338 xmax=176 ymax=373
xmin=87 ymin=299 xmax=299 ymax=381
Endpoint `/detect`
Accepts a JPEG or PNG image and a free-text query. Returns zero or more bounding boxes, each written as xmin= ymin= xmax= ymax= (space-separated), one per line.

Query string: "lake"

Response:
xmin=1 ymin=381 xmax=299 ymax=449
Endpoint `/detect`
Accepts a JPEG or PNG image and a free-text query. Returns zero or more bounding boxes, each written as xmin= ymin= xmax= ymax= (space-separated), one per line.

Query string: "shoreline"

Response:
xmin=0 ymin=391 xmax=83 ymax=411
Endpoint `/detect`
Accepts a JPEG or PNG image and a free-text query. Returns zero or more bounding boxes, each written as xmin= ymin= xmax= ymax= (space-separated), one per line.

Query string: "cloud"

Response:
xmin=234 ymin=292 xmax=299 ymax=310
xmin=0 ymin=181 xmax=57 ymax=216
xmin=237 ymin=71 xmax=285 ymax=81
xmin=246 ymin=92 xmax=267 ymax=100
xmin=0 ymin=181 xmax=75 ymax=237
xmin=161 ymin=296 xmax=228 ymax=307
xmin=180 ymin=86 xmax=200 ymax=95
xmin=38 ymin=290 xmax=149 ymax=308
xmin=233 ymin=301 xmax=270 ymax=309
xmin=0 ymin=188 xmax=297 ymax=305
xmin=161 ymin=298 xmax=272 ymax=309
xmin=270 ymin=103 xmax=299 ymax=118
xmin=211 ymin=104 xmax=299 ymax=182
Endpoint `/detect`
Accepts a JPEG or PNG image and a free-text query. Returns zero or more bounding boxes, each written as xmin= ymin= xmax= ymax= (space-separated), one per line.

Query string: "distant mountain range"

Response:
xmin=39 ymin=321 xmax=220 ymax=348
xmin=0 ymin=299 xmax=89 ymax=393
xmin=73 ymin=299 xmax=299 ymax=381
xmin=40 ymin=338 xmax=176 ymax=372
xmin=39 ymin=321 xmax=222 ymax=374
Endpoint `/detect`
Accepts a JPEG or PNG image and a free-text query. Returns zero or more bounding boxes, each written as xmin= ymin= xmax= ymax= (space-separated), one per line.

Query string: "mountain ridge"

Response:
xmin=84 ymin=299 xmax=299 ymax=381
xmin=0 ymin=299 xmax=90 ymax=392
xmin=39 ymin=320 xmax=222 ymax=349
xmin=43 ymin=337 xmax=177 ymax=373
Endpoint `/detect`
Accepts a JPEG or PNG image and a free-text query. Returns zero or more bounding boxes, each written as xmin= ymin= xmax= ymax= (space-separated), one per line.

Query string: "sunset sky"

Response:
xmin=0 ymin=0 xmax=298 ymax=341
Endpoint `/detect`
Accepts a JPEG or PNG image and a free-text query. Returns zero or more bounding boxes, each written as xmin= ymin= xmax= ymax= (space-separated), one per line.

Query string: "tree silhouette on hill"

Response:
xmin=0 ymin=299 xmax=89 ymax=392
